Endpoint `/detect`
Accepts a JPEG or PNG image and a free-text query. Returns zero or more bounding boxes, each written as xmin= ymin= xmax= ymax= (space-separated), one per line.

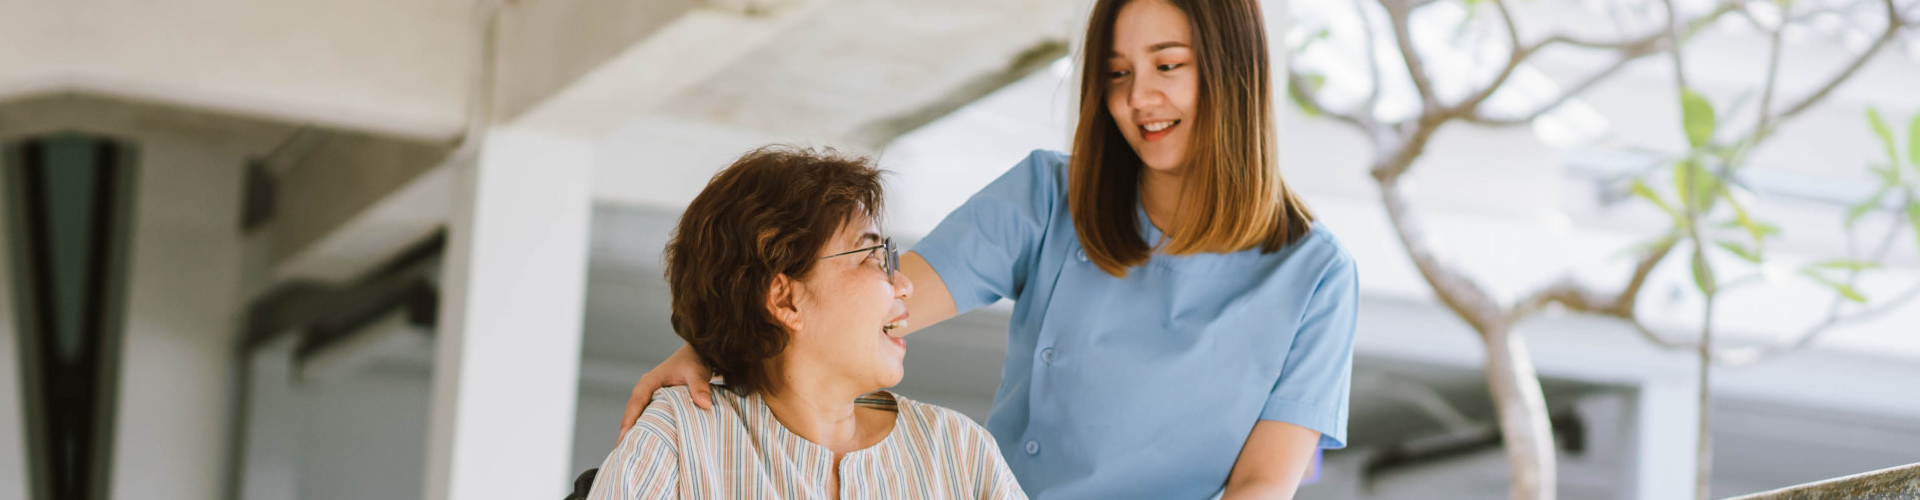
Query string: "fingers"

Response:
xmin=617 ymin=376 xmax=662 ymax=439
xmin=691 ymin=376 xmax=713 ymax=410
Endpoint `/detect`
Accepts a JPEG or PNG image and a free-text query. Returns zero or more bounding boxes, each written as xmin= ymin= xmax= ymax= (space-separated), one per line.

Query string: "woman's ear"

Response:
xmin=766 ymin=273 xmax=805 ymax=332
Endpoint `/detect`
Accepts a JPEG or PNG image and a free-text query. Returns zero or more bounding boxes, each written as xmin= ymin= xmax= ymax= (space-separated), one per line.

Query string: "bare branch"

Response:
xmin=1461 ymin=50 xmax=1648 ymax=126
xmin=1355 ymin=0 xmax=1387 ymax=119
xmin=1511 ymin=238 xmax=1677 ymax=321
xmin=1449 ymin=0 xmax=1528 ymax=113
xmin=1660 ymin=0 xmax=1692 ymax=90
xmin=1722 ymin=193 xmax=1920 ymax=366
xmin=1462 ymin=1 xmax=1742 ymax=126
xmin=1376 ymin=175 xmax=1511 ymax=334
xmin=1757 ymin=0 xmax=1912 ymax=140
xmin=1287 ymin=69 xmax=1369 ymax=131
xmin=1382 ymin=0 xmax=1440 ymax=110
xmin=1720 ymin=280 xmax=1920 ymax=366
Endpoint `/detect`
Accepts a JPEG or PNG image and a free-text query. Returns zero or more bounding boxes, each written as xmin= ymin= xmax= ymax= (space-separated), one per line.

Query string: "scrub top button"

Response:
xmin=1025 ymin=441 xmax=1040 ymax=455
xmin=1075 ymin=249 xmax=1088 ymax=262
xmin=1041 ymin=348 xmax=1055 ymax=363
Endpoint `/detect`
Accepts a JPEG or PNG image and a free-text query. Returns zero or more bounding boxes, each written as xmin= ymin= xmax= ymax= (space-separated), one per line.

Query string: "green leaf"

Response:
xmin=1673 ymin=160 xmax=1719 ymax=212
xmin=1831 ymin=283 xmax=1868 ymax=303
xmin=1632 ymin=179 xmax=1678 ymax=216
xmin=1723 ymin=190 xmax=1767 ymax=244
xmin=1908 ymin=112 xmax=1920 ymax=170
xmin=1908 ymin=202 xmax=1920 ymax=256
xmin=1613 ymin=232 xmax=1681 ymax=260
xmin=1810 ymin=260 xmax=1883 ymax=272
xmin=1846 ymin=185 xmax=1892 ymax=228
xmin=1869 ymin=163 xmax=1901 ymax=185
xmin=1715 ymin=240 xmax=1763 ymax=264
xmin=1288 ymin=74 xmax=1325 ymax=117
xmin=1868 ymin=107 xmax=1899 ymax=165
xmin=1691 ymin=251 xmax=1716 ymax=295
xmin=1682 ymin=89 xmax=1717 ymax=149
xmin=1633 ymin=179 xmax=1691 ymax=230
xmin=1718 ymin=218 xmax=1781 ymax=237
xmin=1802 ymin=270 xmax=1869 ymax=303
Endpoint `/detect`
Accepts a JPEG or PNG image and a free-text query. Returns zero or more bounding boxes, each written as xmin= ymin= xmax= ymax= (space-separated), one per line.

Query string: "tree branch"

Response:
xmin=1448 ymin=0 xmax=1529 ymax=113
xmin=1660 ymin=0 xmax=1692 ymax=90
xmin=1376 ymin=174 xmax=1511 ymax=335
xmin=1356 ymin=0 xmax=1387 ymax=122
xmin=1382 ymin=0 xmax=1440 ymax=110
xmin=1288 ymin=69 xmax=1369 ymax=131
xmin=1720 ymin=280 xmax=1920 ymax=366
xmin=1721 ymin=193 xmax=1920 ymax=366
xmin=1511 ymin=238 xmax=1677 ymax=321
xmin=1757 ymin=0 xmax=1912 ymax=141
xmin=1462 ymin=1 xmax=1742 ymax=126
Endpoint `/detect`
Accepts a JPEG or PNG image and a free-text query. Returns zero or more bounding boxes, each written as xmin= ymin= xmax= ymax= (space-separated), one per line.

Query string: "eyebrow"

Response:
xmin=855 ymin=232 xmax=882 ymax=246
xmin=1108 ymin=41 xmax=1192 ymax=59
xmin=1147 ymin=41 xmax=1190 ymax=52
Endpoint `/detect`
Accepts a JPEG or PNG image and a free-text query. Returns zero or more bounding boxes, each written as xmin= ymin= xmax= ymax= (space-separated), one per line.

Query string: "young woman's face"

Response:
xmin=787 ymin=212 xmax=913 ymax=391
xmin=1105 ymin=0 xmax=1199 ymax=174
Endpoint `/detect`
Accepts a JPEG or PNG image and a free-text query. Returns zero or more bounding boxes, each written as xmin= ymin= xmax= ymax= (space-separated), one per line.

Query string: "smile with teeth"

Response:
xmin=1142 ymin=120 xmax=1178 ymax=132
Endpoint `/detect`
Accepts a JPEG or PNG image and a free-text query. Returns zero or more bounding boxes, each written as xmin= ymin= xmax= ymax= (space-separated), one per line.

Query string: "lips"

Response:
xmin=881 ymin=311 xmax=910 ymax=338
xmin=1140 ymin=119 xmax=1179 ymax=142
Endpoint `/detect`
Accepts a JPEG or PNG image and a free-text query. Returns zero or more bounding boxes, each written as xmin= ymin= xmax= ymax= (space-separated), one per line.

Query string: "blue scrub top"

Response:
xmin=912 ymin=150 xmax=1359 ymax=500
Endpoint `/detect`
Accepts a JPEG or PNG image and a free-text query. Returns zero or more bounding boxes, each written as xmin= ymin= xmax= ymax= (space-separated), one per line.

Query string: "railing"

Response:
xmin=1724 ymin=462 xmax=1920 ymax=500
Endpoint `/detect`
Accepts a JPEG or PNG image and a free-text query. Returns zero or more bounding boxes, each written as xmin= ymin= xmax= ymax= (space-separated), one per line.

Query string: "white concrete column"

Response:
xmin=423 ymin=128 xmax=594 ymax=500
xmin=1626 ymin=377 xmax=1702 ymax=500
xmin=0 ymin=167 xmax=28 ymax=500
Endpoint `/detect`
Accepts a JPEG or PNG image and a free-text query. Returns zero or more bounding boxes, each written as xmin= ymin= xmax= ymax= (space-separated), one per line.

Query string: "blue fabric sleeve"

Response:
xmin=1259 ymin=251 xmax=1359 ymax=449
xmin=910 ymin=150 xmax=1064 ymax=314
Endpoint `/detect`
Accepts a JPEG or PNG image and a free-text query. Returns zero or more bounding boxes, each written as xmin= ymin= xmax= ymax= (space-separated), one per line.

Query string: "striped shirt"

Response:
xmin=588 ymin=386 xmax=1026 ymax=500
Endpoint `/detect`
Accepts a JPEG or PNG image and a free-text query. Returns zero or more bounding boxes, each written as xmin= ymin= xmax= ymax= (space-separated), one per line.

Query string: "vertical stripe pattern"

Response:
xmin=588 ymin=386 xmax=1025 ymax=500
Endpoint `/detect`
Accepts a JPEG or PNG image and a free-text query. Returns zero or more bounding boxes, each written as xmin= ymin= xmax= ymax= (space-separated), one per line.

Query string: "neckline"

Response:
xmin=750 ymin=389 xmax=908 ymax=460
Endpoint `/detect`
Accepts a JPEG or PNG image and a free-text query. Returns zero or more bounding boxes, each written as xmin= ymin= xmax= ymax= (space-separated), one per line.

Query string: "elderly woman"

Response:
xmin=587 ymin=147 xmax=1025 ymax=500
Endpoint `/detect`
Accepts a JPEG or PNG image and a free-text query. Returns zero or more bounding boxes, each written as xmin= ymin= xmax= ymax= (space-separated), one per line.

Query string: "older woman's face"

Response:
xmin=789 ymin=213 xmax=914 ymax=390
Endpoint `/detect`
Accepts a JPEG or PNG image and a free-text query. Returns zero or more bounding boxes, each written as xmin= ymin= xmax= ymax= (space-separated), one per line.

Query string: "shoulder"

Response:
xmin=640 ymin=386 xmax=747 ymax=430
xmin=1003 ymin=149 xmax=1070 ymax=196
xmin=1284 ymin=222 xmax=1357 ymax=277
xmin=1017 ymin=149 xmax=1070 ymax=174
xmin=891 ymin=393 xmax=995 ymax=445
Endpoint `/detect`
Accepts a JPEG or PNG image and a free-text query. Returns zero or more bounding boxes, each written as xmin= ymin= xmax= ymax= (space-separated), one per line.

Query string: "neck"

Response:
xmin=761 ymin=364 xmax=886 ymax=455
xmin=1139 ymin=166 xmax=1184 ymax=236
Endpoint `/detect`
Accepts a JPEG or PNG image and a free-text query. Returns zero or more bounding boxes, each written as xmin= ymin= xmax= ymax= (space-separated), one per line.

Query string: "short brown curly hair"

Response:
xmin=663 ymin=146 xmax=884 ymax=395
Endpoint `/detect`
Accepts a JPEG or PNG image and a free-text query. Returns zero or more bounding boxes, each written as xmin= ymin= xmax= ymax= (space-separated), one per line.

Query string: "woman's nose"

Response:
xmin=891 ymin=269 xmax=914 ymax=299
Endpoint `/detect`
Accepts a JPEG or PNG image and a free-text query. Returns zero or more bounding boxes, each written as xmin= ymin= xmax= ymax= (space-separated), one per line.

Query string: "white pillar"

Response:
xmin=424 ymin=128 xmax=594 ymax=500
xmin=0 ymin=167 xmax=28 ymax=500
xmin=1627 ymin=377 xmax=1701 ymax=500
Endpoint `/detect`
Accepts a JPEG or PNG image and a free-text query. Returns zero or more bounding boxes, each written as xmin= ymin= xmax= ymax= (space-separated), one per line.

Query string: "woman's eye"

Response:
xmin=1157 ymin=63 xmax=1183 ymax=72
xmin=1107 ymin=69 xmax=1130 ymax=79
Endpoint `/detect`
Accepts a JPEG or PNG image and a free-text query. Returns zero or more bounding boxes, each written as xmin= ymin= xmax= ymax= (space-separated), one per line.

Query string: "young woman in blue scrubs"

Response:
xmin=621 ymin=0 xmax=1358 ymax=498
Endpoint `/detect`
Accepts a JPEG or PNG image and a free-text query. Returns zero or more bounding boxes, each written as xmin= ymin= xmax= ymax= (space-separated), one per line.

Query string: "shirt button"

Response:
xmin=1075 ymin=250 xmax=1088 ymax=262
xmin=1025 ymin=441 xmax=1040 ymax=455
xmin=1040 ymin=348 xmax=1055 ymax=364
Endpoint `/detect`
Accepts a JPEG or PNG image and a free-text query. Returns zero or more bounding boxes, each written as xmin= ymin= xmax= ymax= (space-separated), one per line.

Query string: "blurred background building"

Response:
xmin=0 ymin=0 xmax=1916 ymax=499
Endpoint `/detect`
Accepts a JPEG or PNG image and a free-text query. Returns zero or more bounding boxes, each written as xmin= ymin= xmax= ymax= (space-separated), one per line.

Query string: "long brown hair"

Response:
xmin=1069 ymin=0 xmax=1315 ymax=277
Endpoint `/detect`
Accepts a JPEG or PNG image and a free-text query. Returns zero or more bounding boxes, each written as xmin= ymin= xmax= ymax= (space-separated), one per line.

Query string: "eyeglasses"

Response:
xmin=819 ymin=238 xmax=897 ymax=276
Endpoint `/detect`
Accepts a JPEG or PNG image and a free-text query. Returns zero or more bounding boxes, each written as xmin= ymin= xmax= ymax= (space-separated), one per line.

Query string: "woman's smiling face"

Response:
xmin=1105 ymin=0 xmax=1199 ymax=174
xmin=781 ymin=212 xmax=915 ymax=392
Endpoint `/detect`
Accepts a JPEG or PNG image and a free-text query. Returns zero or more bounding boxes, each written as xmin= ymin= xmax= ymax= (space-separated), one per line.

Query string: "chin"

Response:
xmin=876 ymin=366 xmax=905 ymax=388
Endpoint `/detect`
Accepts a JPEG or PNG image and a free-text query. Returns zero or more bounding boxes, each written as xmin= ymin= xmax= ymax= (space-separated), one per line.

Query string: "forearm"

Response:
xmin=1220 ymin=477 xmax=1300 ymax=500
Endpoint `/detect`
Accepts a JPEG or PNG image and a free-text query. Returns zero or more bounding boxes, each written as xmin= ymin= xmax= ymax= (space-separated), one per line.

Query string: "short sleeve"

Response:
xmin=911 ymin=150 xmax=1066 ymax=314
xmin=588 ymin=401 xmax=681 ymax=499
xmin=1259 ymin=252 xmax=1359 ymax=449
